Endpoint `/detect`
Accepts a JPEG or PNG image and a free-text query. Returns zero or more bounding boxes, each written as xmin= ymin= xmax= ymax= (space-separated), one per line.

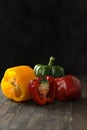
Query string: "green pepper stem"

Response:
xmin=48 ymin=56 xmax=55 ymax=66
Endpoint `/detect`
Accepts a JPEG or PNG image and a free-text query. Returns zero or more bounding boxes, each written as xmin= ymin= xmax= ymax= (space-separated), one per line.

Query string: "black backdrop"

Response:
xmin=0 ymin=0 xmax=87 ymax=79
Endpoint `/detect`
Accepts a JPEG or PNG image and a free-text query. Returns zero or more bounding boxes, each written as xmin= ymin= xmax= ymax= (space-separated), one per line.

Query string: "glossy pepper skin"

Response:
xmin=29 ymin=76 xmax=55 ymax=105
xmin=55 ymin=75 xmax=82 ymax=101
xmin=34 ymin=57 xmax=65 ymax=78
xmin=1 ymin=65 xmax=36 ymax=102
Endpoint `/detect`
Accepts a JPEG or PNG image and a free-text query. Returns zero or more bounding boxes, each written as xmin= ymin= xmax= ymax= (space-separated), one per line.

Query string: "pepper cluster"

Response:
xmin=29 ymin=57 xmax=82 ymax=105
xmin=29 ymin=75 xmax=82 ymax=105
xmin=0 ymin=57 xmax=82 ymax=105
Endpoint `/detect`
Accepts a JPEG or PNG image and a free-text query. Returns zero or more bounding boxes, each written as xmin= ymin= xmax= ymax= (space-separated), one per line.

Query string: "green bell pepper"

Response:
xmin=34 ymin=57 xmax=65 ymax=78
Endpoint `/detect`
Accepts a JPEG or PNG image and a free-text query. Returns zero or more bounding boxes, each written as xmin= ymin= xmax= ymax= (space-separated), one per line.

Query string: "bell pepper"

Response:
xmin=55 ymin=75 xmax=82 ymax=101
xmin=1 ymin=65 xmax=36 ymax=102
xmin=34 ymin=56 xmax=65 ymax=78
xmin=29 ymin=76 xmax=55 ymax=105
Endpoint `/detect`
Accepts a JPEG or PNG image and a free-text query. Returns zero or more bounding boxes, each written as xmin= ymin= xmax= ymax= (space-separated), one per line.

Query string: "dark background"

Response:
xmin=0 ymin=0 xmax=87 ymax=79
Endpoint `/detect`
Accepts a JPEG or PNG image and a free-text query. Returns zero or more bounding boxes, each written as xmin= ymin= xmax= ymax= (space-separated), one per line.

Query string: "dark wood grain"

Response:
xmin=0 ymin=75 xmax=87 ymax=130
xmin=0 ymin=97 xmax=72 ymax=130
xmin=72 ymin=98 xmax=87 ymax=130
xmin=0 ymin=89 xmax=8 ymax=106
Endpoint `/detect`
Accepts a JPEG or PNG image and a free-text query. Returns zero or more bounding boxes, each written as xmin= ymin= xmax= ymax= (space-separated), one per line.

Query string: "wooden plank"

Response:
xmin=25 ymin=101 xmax=72 ymax=130
xmin=0 ymin=89 xmax=8 ymax=107
xmin=0 ymin=99 xmax=37 ymax=130
xmin=72 ymin=98 xmax=87 ymax=130
xmin=0 ymin=94 xmax=73 ymax=130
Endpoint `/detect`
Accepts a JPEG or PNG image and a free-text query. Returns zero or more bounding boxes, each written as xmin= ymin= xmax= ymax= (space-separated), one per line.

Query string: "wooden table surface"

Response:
xmin=0 ymin=76 xmax=87 ymax=130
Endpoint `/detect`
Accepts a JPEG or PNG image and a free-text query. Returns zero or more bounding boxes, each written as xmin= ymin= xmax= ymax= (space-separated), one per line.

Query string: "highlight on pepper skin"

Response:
xmin=55 ymin=75 xmax=82 ymax=102
xmin=0 ymin=65 xmax=36 ymax=102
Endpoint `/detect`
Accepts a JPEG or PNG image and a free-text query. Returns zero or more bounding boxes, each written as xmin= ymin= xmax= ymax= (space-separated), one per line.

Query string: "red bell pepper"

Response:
xmin=29 ymin=76 xmax=55 ymax=105
xmin=55 ymin=75 xmax=82 ymax=101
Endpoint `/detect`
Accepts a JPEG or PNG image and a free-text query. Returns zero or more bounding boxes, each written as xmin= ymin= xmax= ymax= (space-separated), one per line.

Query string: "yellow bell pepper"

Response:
xmin=1 ymin=65 xmax=36 ymax=102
